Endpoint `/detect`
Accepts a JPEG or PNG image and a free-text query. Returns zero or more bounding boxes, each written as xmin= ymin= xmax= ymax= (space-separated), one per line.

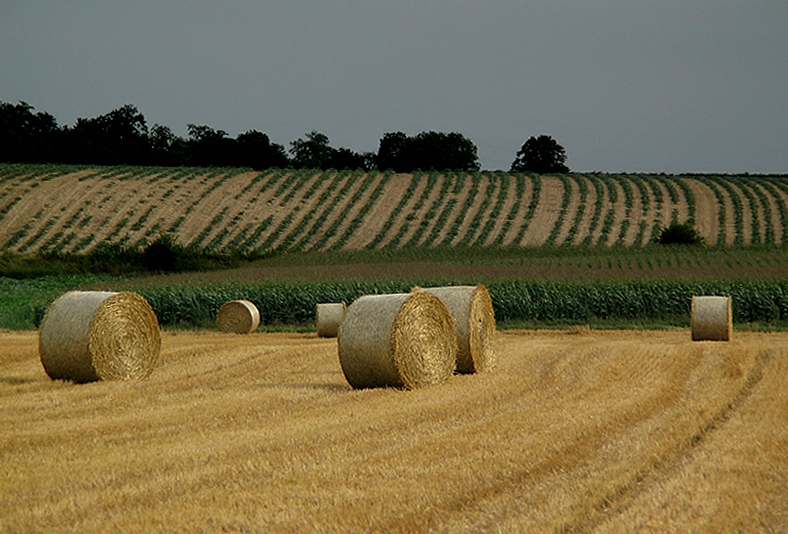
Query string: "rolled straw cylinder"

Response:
xmin=39 ymin=291 xmax=161 ymax=382
xmin=216 ymin=300 xmax=260 ymax=334
xmin=416 ymin=285 xmax=497 ymax=373
xmin=316 ymin=302 xmax=346 ymax=338
xmin=691 ymin=296 xmax=732 ymax=341
xmin=338 ymin=292 xmax=457 ymax=389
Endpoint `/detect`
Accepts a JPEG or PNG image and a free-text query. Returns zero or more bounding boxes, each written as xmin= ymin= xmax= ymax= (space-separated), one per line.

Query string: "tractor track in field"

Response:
xmin=560 ymin=347 xmax=770 ymax=534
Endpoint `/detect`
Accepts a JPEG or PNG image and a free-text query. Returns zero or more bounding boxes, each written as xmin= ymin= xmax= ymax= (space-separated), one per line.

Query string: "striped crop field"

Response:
xmin=2 ymin=163 xmax=788 ymax=254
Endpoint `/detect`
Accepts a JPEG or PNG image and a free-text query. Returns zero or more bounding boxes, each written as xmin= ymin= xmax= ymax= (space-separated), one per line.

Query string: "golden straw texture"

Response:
xmin=418 ymin=285 xmax=497 ymax=373
xmin=316 ymin=302 xmax=346 ymax=338
xmin=338 ymin=292 xmax=457 ymax=389
xmin=691 ymin=296 xmax=732 ymax=341
xmin=39 ymin=291 xmax=161 ymax=382
xmin=216 ymin=300 xmax=260 ymax=334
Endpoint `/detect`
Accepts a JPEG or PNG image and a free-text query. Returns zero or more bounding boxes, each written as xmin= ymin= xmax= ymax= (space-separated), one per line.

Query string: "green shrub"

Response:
xmin=655 ymin=222 xmax=704 ymax=246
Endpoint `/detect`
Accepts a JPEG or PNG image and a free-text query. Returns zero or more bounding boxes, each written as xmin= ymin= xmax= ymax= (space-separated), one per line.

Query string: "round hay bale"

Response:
xmin=417 ymin=285 xmax=496 ymax=373
xmin=39 ymin=291 xmax=161 ymax=383
xmin=216 ymin=300 xmax=260 ymax=334
xmin=338 ymin=292 xmax=457 ymax=389
xmin=316 ymin=302 xmax=346 ymax=338
xmin=691 ymin=296 xmax=732 ymax=341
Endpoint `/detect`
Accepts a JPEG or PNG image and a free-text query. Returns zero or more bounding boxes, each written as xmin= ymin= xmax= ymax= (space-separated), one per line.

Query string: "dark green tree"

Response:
xmin=235 ymin=129 xmax=288 ymax=169
xmin=289 ymin=131 xmax=335 ymax=169
xmin=290 ymin=131 xmax=368 ymax=170
xmin=510 ymin=135 xmax=569 ymax=174
xmin=375 ymin=131 xmax=480 ymax=172
xmin=65 ymin=104 xmax=150 ymax=165
xmin=0 ymin=101 xmax=62 ymax=163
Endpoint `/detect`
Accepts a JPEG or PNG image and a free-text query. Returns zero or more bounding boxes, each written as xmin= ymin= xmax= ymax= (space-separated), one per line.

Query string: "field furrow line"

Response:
xmin=556 ymin=174 xmax=588 ymax=246
xmin=490 ymin=174 xmax=526 ymax=247
xmin=759 ymin=179 xmax=788 ymax=245
xmin=299 ymin=169 xmax=374 ymax=251
xmin=519 ymin=175 xmax=560 ymax=247
xmin=365 ymin=173 xmax=422 ymax=249
xmin=587 ymin=347 xmax=771 ymax=533
xmin=436 ymin=173 xmax=481 ymax=248
xmin=473 ymin=174 xmax=513 ymax=247
xmin=329 ymin=170 xmax=394 ymax=250
xmin=274 ymin=169 xmax=351 ymax=252
xmin=404 ymin=172 xmax=453 ymax=248
xmin=685 ymin=178 xmax=719 ymax=245
xmin=619 ymin=176 xmax=645 ymax=246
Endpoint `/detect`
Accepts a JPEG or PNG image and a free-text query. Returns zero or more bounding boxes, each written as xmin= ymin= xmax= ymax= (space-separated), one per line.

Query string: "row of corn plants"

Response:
xmin=557 ymin=174 xmax=585 ymax=246
xmin=491 ymin=174 xmax=526 ymax=247
xmin=118 ymin=278 xmax=788 ymax=330
xmin=544 ymin=174 xmax=573 ymax=247
xmin=366 ymin=173 xmax=420 ymax=249
xmin=327 ymin=170 xmax=394 ymax=251
xmin=291 ymin=170 xmax=356 ymax=251
xmin=457 ymin=172 xmax=496 ymax=247
xmin=472 ymin=173 xmax=511 ymax=247
xmin=383 ymin=171 xmax=432 ymax=249
xmin=437 ymin=173 xmax=482 ymax=247
xmin=420 ymin=173 xmax=463 ymax=248
xmin=509 ymin=174 xmax=542 ymax=246
xmin=761 ymin=178 xmax=788 ymax=244
xmin=613 ymin=176 xmax=635 ymax=246
xmin=292 ymin=169 xmax=371 ymax=251
xmin=405 ymin=172 xmax=452 ymax=248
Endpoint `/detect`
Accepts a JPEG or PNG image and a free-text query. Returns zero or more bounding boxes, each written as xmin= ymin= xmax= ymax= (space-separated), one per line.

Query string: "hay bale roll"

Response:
xmin=338 ymin=292 xmax=457 ymax=389
xmin=216 ymin=300 xmax=260 ymax=334
xmin=691 ymin=296 xmax=732 ymax=341
xmin=416 ymin=285 xmax=496 ymax=373
xmin=39 ymin=291 xmax=161 ymax=382
xmin=316 ymin=302 xmax=346 ymax=338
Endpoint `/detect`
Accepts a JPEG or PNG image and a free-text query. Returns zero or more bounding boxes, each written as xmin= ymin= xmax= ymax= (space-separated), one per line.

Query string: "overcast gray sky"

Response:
xmin=1 ymin=1 xmax=786 ymax=173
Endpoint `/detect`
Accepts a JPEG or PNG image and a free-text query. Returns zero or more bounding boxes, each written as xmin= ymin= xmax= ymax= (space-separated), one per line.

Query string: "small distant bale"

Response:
xmin=216 ymin=300 xmax=260 ymax=334
xmin=316 ymin=302 xmax=346 ymax=338
xmin=39 ymin=291 xmax=161 ymax=383
xmin=691 ymin=296 xmax=732 ymax=341
xmin=338 ymin=292 xmax=457 ymax=390
xmin=416 ymin=285 xmax=496 ymax=373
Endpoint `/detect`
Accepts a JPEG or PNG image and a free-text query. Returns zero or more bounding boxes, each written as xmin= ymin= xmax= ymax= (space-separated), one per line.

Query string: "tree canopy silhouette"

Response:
xmin=510 ymin=135 xmax=569 ymax=174
xmin=375 ymin=131 xmax=480 ymax=172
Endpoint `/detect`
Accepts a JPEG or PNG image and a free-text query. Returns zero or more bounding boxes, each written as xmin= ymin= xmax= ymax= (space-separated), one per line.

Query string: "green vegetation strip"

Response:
xmin=140 ymin=279 xmax=788 ymax=330
xmin=6 ymin=274 xmax=788 ymax=331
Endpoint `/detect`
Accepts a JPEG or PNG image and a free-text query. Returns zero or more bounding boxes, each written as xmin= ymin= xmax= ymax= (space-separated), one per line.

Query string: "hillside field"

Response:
xmin=2 ymin=164 xmax=788 ymax=254
xmin=1 ymin=329 xmax=786 ymax=532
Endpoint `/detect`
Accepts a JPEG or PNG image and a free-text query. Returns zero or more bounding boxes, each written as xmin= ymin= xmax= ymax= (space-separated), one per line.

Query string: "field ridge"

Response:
xmin=2 ymin=164 xmax=788 ymax=254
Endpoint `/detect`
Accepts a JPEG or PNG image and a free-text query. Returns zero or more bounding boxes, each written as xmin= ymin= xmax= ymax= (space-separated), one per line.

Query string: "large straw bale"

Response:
xmin=316 ymin=302 xmax=346 ymax=338
xmin=39 ymin=291 xmax=161 ymax=382
xmin=417 ymin=285 xmax=496 ymax=373
xmin=216 ymin=300 xmax=260 ymax=334
xmin=338 ymin=292 xmax=457 ymax=389
xmin=691 ymin=296 xmax=732 ymax=341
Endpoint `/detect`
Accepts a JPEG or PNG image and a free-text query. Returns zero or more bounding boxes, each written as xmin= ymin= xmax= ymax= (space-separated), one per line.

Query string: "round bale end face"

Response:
xmin=39 ymin=291 xmax=161 ymax=382
xmin=391 ymin=292 xmax=458 ymax=389
xmin=419 ymin=285 xmax=497 ymax=373
xmin=217 ymin=300 xmax=260 ymax=334
xmin=89 ymin=292 xmax=161 ymax=380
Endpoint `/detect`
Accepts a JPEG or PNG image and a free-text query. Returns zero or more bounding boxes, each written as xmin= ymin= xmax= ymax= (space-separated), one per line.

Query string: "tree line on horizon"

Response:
xmin=0 ymin=100 xmax=569 ymax=174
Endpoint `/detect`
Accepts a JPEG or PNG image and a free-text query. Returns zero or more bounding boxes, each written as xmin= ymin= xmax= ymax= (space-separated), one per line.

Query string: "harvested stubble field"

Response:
xmin=1 ymin=329 xmax=786 ymax=532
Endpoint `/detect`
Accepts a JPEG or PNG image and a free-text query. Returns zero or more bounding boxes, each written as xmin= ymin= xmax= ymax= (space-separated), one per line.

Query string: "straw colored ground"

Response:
xmin=1 ymin=329 xmax=786 ymax=532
